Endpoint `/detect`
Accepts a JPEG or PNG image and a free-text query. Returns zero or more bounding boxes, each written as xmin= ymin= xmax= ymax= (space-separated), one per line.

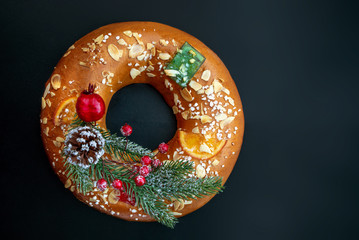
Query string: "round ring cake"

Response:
xmin=40 ymin=22 xmax=244 ymax=227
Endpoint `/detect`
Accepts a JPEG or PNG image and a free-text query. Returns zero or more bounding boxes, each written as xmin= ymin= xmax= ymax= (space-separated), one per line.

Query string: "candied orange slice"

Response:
xmin=53 ymin=96 xmax=77 ymax=126
xmin=178 ymin=131 xmax=226 ymax=160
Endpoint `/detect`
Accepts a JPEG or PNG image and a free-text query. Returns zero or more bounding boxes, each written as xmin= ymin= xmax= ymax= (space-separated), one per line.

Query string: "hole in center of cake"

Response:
xmin=106 ymin=84 xmax=177 ymax=151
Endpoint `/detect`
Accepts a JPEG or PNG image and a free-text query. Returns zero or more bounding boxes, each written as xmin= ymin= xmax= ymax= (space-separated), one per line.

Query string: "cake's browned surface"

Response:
xmin=40 ymin=22 xmax=244 ymax=222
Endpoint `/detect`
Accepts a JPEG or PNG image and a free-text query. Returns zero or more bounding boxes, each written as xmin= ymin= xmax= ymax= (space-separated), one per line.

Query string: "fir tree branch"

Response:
xmin=146 ymin=160 xmax=224 ymax=202
xmin=64 ymin=160 xmax=93 ymax=194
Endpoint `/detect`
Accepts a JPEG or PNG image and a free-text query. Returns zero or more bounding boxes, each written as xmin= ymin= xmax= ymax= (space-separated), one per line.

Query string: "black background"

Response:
xmin=1 ymin=0 xmax=358 ymax=239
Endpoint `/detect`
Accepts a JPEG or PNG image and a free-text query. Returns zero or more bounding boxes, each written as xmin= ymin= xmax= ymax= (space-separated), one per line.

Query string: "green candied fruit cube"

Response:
xmin=164 ymin=42 xmax=206 ymax=88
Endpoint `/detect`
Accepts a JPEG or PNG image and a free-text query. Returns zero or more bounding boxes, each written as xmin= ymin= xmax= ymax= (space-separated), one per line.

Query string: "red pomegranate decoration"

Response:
xmin=76 ymin=84 xmax=105 ymax=122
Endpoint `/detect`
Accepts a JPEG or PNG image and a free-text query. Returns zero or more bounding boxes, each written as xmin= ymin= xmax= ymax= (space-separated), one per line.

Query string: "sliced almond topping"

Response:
xmin=41 ymin=97 xmax=46 ymax=109
xmin=64 ymin=179 xmax=71 ymax=188
xmin=181 ymin=110 xmax=190 ymax=120
xmin=184 ymin=200 xmax=192 ymax=205
xmin=79 ymin=61 xmax=89 ymax=67
xmin=215 ymin=113 xmax=227 ymax=122
xmin=189 ymin=58 xmax=195 ymax=63
xmin=165 ymin=79 xmax=170 ymax=88
xmin=132 ymin=32 xmax=143 ymax=45
xmin=137 ymin=53 xmax=146 ymax=61
xmin=107 ymin=44 xmax=122 ymax=61
xmin=201 ymin=70 xmax=211 ymax=81
xmin=50 ymin=74 xmax=61 ymax=90
xmin=43 ymin=83 xmax=50 ymax=98
xmin=68 ymin=45 xmax=75 ymax=50
xmin=222 ymin=87 xmax=230 ymax=95
xmin=164 ymin=69 xmax=179 ymax=77
xmin=158 ymin=53 xmax=171 ymax=60
xmin=192 ymin=127 xmax=200 ymax=134
xmin=173 ymin=93 xmax=179 ymax=105
xmin=146 ymin=73 xmax=156 ymax=78
xmin=98 ymin=194 xmax=107 ymax=203
xmin=56 ymin=137 xmax=65 ymax=142
xmin=228 ymin=97 xmax=235 ymax=106
xmin=173 ymin=151 xmax=180 ymax=161
xmin=70 ymin=186 xmax=75 ymax=192
xmin=220 ymin=117 xmax=235 ymax=129
xmin=159 ymin=39 xmax=168 ymax=46
xmin=130 ymin=68 xmax=141 ymax=79
xmin=197 ymin=89 xmax=205 ymax=94
xmin=189 ymin=80 xmax=202 ymax=91
xmin=150 ymin=47 xmax=155 ymax=56
xmin=42 ymin=118 xmax=48 ymax=124
xmin=63 ymin=51 xmax=71 ymax=57
xmin=212 ymin=159 xmax=220 ymax=166
xmin=123 ymin=30 xmax=132 ymax=37
xmin=196 ymin=164 xmax=206 ymax=178
xmin=147 ymin=43 xmax=154 ymax=50
xmin=201 ymin=115 xmax=212 ymax=124
xmin=117 ymin=39 xmax=127 ymax=46
xmin=94 ymin=34 xmax=104 ymax=44
xmin=213 ymin=79 xmax=224 ymax=93
xmin=172 ymin=212 xmax=182 ymax=216
xmin=82 ymin=47 xmax=89 ymax=52
xmin=172 ymin=106 xmax=179 ymax=114
xmin=205 ymin=85 xmax=214 ymax=95
xmin=46 ymin=99 xmax=51 ymax=107
xmin=108 ymin=190 xmax=120 ymax=204
xmin=173 ymin=200 xmax=180 ymax=211
xmin=177 ymin=199 xmax=185 ymax=211
xmin=44 ymin=127 xmax=49 ymax=136
xmin=50 ymin=92 xmax=55 ymax=97
xmin=129 ymin=44 xmax=144 ymax=58
xmin=180 ymin=88 xmax=193 ymax=102
xmin=53 ymin=140 xmax=61 ymax=148
xmin=147 ymin=65 xmax=155 ymax=71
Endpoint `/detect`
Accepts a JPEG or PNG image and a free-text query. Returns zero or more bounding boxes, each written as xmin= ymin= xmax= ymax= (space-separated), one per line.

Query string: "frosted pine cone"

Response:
xmin=63 ymin=126 xmax=105 ymax=168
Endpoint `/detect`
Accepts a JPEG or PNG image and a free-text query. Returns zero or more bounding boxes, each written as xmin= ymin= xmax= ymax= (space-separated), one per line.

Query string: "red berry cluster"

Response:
xmin=133 ymin=155 xmax=160 ymax=186
xmin=96 ymin=178 xmax=124 ymax=191
xmin=96 ymin=124 xmax=170 ymax=190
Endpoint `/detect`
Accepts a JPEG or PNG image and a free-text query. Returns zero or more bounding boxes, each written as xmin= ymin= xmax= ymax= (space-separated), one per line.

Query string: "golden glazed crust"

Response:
xmin=40 ymin=22 xmax=244 ymax=222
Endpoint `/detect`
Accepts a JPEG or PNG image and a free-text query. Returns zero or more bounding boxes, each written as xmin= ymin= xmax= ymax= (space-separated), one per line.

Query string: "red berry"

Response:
xmin=97 ymin=178 xmax=107 ymax=191
xmin=139 ymin=166 xmax=150 ymax=177
xmin=76 ymin=84 xmax=105 ymax=122
xmin=132 ymin=165 xmax=140 ymax=174
xmin=152 ymin=159 xmax=162 ymax=168
xmin=120 ymin=123 xmax=132 ymax=137
xmin=158 ymin=142 xmax=169 ymax=154
xmin=112 ymin=179 xmax=123 ymax=190
xmin=141 ymin=155 xmax=152 ymax=165
xmin=134 ymin=175 xmax=146 ymax=186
